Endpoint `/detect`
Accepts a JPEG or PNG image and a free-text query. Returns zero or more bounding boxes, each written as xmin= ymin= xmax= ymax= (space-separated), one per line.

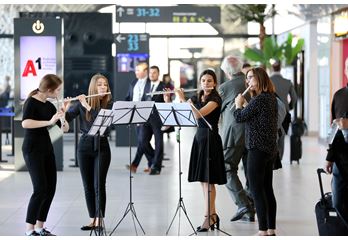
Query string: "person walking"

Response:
xmin=219 ymin=56 xmax=255 ymax=222
xmin=270 ymin=61 xmax=297 ymax=162
xmin=325 ymin=84 xmax=348 ymax=228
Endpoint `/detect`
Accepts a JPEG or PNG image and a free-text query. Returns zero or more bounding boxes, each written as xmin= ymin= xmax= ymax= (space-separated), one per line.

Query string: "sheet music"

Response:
xmin=88 ymin=109 xmax=113 ymax=136
xmin=112 ymin=101 xmax=154 ymax=124
xmin=155 ymin=102 xmax=197 ymax=127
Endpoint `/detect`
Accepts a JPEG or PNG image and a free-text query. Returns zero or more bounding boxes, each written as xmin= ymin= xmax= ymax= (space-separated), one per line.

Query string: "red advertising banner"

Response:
xmin=343 ymin=38 xmax=348 ymax=87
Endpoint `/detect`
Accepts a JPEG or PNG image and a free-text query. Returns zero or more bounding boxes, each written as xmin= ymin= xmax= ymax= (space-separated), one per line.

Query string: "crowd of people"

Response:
xmin=20 ymin=56 xmax=347 ymax=236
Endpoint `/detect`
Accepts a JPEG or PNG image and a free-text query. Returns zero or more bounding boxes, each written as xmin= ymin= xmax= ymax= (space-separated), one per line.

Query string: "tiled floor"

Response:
xmin=0 ymin=129 xmax=331 ymax=236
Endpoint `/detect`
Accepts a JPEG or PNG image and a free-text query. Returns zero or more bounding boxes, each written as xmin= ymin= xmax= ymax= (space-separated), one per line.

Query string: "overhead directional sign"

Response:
xmin=114 ymin=33 xmax=149 ymax=53
xmin=116 ymin=5 xmax=220 ymax=23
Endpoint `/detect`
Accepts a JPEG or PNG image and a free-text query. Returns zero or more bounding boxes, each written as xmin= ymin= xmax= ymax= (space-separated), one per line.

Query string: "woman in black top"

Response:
xmin=174 ymin=69 xmax=226 ymax=232
xmin=234 ymin=67 xmax=278 ymax=236
xmin=22 ymin=74 xmax=69 ymax=236
xmin=65 ymin=73 xmax=112 ymax=231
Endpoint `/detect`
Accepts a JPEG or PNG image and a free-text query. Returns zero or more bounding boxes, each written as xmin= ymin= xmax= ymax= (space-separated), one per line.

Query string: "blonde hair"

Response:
xmin=85 ymin=73 xmax=112 ymax=121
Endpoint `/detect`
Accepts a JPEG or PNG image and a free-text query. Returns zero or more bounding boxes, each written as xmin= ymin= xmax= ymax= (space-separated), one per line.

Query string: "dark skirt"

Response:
xmin=188 ymin=128 xmax=227 ymax=184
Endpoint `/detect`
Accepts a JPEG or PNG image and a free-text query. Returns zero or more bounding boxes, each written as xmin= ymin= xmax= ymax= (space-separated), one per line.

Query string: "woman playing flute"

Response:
xmin=65 ymin=73 xmax=113 ymax=231
xmin=22 ymin=74 xmax=69 ymax=236
xmin=166 ymin=69 xmax=226 ymax=232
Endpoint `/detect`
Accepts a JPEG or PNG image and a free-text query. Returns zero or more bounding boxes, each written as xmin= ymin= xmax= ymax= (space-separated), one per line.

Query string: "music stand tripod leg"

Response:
xmin=109 ymin=124 xmax=145 ymax=236
xmin=166 ymin=127 xmax=196 ymax=235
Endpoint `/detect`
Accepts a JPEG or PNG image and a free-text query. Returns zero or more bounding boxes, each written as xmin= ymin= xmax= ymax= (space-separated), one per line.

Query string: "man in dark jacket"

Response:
xmin=325 ymin=85 xmax=348 ymax=228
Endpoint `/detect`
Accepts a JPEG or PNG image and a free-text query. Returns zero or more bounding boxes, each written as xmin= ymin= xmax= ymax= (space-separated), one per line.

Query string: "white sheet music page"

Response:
xmin=88 ymin=109 xmax=113 ymax=136
xmin=155 ymin=102 xmax=196 ymax=127
xmin=112 ymin=101 xmax=154 ymax=124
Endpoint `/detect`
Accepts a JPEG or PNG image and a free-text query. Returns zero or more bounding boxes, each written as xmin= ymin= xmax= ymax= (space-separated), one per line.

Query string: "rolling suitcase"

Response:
xmin=315 ymin=168 xmax=348 ymax=236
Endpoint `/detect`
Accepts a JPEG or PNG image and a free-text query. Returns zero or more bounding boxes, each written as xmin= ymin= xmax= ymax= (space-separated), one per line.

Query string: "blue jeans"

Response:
xmin=332 ymin=163 xmax=348 ymax=228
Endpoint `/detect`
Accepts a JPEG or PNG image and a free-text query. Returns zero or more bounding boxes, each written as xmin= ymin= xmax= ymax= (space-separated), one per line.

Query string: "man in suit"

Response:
xmin=270 ymin=61 xmax=298 ymax=162
xmin=219 ymin=56 xmax=255 ymax=222
xmin=142 ymin=65 xmax=165 ymax=175
xmin=125 ymin=62 xmax=153 ymax=173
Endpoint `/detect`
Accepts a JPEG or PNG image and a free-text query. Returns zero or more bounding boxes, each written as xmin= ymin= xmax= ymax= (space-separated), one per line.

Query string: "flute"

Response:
xmin=51 ymin=92 xmax=111 ymax=103
xmin=146 ymin=88 xmax=213 ymax=96
xmin=229 ymin=85 xmax=251 ymax=110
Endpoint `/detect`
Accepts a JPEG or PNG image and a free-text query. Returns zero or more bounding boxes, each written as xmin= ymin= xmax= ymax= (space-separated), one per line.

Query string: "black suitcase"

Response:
xmin=315 ymin=168 xmax=348 ymax=236
xmin=290 ymin=135 xmax=301 ymax=164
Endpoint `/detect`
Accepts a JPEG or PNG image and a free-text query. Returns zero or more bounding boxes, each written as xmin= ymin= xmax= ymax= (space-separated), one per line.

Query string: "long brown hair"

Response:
xmin=246 ymin=67 xmax=275 ymax=97
xmin=86 ymin=73 xmax=112 ymax=121
xmin=26 ymin=74 xmax=62 ymax=99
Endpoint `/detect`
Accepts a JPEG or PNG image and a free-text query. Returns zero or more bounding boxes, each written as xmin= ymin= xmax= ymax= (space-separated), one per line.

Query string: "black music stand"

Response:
xmin=155 ymin=102 xmax=197 ymax=236
xmin=87 ymin=109 xmax=114 ymax=236
xmin=109 ymin=100 xmax=155 ymax=236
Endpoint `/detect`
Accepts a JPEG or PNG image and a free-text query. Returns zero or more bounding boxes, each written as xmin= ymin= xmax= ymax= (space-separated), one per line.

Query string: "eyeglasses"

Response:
xmin=247 ymin=75 xmax=254 ymax=81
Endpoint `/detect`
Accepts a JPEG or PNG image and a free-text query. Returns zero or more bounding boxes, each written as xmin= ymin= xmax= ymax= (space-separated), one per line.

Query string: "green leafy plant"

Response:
xmin=244 ymin=33 xmax=304 ymax=68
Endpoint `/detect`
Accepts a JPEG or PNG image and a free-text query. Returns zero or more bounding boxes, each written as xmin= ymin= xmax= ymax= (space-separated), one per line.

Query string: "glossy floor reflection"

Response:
xmin=0 ymin=129 xmax=330 ymax=236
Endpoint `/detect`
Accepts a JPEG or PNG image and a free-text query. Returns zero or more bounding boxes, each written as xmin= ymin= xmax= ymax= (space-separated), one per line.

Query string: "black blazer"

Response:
xmin=146 ymin=81 xmax=165 ymax=103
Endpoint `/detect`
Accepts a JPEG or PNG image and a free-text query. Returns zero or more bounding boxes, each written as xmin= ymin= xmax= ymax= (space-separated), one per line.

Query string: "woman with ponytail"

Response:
xmin=22 ymin=74 xmax=68 ymax=236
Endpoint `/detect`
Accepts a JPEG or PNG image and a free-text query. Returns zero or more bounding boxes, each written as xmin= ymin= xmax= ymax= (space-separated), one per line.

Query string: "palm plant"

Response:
xmin=243 ymin=33 xmax=304 ymax=68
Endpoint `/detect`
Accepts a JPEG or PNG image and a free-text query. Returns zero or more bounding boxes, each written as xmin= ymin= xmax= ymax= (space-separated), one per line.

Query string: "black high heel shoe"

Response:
xmin=196 ymin=215 xmax=217 ymax=232
xmin=211 ymin=213 xmax=220 ymax=230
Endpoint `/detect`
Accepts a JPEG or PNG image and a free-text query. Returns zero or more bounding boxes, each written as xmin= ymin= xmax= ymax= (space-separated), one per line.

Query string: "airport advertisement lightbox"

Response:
xmin=20 ymin=36 xmax=56 ymax=100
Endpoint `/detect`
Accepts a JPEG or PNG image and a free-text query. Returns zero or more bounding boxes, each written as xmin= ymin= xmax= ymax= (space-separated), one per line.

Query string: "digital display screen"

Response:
xmin=116 ymin=53 xmax=149 ymax=73
xmin=20 ymin=36 xmax=56 ymax=100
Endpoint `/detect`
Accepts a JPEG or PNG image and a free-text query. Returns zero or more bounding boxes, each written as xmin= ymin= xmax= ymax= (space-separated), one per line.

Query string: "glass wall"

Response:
xmin=317 ymin=16 xmax=331 ymax=140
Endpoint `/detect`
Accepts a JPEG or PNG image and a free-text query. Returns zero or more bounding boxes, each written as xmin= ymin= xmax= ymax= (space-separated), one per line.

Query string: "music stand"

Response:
xmin=87 ymin=109 xmax=114 ymax=236
xmin=155 ymin=102 xmax=197 ymax=235
xmin=109 ymin=100 xmax=155 ymax=236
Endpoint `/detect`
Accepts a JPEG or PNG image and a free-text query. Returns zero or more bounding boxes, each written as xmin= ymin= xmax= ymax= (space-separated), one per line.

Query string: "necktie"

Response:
xmin=150 ymin=84 xmax=155 ymax=93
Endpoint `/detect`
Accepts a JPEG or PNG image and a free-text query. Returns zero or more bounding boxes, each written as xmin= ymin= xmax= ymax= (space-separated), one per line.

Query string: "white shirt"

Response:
xmin=132 ymin=78 xmax=147 ymax=101
xmin=150 ymin=80 xmax=160 ymax=93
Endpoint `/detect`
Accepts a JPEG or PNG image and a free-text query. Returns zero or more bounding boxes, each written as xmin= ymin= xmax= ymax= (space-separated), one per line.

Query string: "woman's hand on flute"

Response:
xmin=49 ymin=111 xmax=65 ymax=126
xmin=235 ymin=94 xmax=245 ymax=109
xmin=175 ymin=88 xmax=186 ymax=102
xmin=77 ymin=94 xmax=92 ymax=112
xmin=163 ymin=88 xmax=172 ymax=103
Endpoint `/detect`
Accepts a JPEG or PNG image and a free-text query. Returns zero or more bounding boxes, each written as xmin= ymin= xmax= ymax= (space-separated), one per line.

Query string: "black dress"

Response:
xmin=188 ymin=90 xmax=227 ymax=185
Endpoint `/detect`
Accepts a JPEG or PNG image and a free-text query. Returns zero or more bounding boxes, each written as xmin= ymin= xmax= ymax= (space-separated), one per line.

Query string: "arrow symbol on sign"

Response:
xmin=116 ymin=34 xmax=126 ymax=43
xmin=117 ymin=7 xmax=125 ymax=17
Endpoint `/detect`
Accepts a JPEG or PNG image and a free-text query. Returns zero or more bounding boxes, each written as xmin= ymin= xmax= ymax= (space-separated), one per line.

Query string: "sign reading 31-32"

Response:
xmin=115 ymin=33 xmax=149 ymax=53
xmin=116 ymin=5 xmax=220 ymax=23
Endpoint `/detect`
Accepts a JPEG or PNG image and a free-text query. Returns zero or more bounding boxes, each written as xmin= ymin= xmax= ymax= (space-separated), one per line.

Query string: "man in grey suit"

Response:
xmin=219 ymin=56 xmax=255 ymax=222
xmin=270 ymin=61 xmax=298 ymax=161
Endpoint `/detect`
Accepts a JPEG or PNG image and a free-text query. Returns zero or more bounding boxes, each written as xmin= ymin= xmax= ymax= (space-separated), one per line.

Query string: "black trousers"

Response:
xmin=247 ymin=149 xmax=277 ymax=231
xmin=23 ymin=145 xmax=57 ymax=225
xmin=77 ymin=135 xmax=111 ymax=218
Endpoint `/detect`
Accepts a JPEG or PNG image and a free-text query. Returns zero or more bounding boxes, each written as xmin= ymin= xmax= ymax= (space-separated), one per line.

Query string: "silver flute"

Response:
xmin=146 ymin=88 xmax=213 ymax=96
xmin=51 ymin=92 xmax=111 ymax=104
xmin=229 ymin=85 xmax=251 ymax=110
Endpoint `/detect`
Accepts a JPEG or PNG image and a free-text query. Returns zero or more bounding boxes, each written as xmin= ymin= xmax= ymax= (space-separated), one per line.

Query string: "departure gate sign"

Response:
xmin=116 ymin=5 xmax=220 ymax=23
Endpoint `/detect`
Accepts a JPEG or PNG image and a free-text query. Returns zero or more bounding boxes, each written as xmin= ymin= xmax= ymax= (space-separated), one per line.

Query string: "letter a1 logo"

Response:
xmin=22 ymin=60 xmax=37 ymax=77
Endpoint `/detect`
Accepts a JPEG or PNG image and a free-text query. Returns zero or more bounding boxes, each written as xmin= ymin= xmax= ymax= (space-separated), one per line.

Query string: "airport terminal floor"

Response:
xmin=0 ymin=128 xmax=330 ymax=236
